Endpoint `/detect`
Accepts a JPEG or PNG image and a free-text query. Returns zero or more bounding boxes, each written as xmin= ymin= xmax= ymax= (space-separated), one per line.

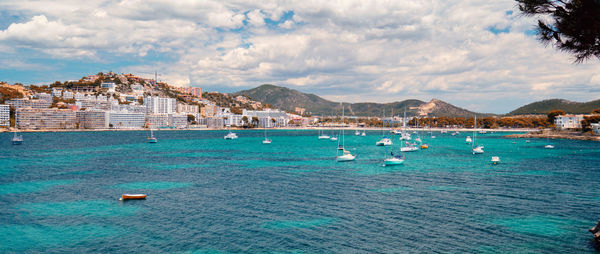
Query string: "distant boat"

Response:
xmin=330 ymin=136 xmax=338 ymax=142
xmin=318 ymin=129 xmax=330 ymax=139
xmin=544 ymin=130 xmax=554 ymax=149
xmin=120 ymin=194 xmax=146 ymax=200
xmin=376 ymin=137 xmax=392 ymax=146
xmin=472 ymin=115 xmax=484 ymax=154
xmin=491 ymin=156 xmax=500 ymax=165
xmin=11 ymin=131 xmax=23 ymax=145
xmin=336 ymin=103 xmax=355 ymax=162
xmin=224 ymin=130 xmax=238 ymax=139
xmin=361 ymin=130 xmax=366 ymax=136
xmin=148 ymin=129 xmax=157 ymax=143
xmin=384 ymin=130 xmax=404 ymax=166
xmin=420 ymin=144 xmax=429 ymax=149
xmin=262 ymin=128 xmax=271 ymax=144
xmin=355 ymin=130 xmax=360 ymax=136
xmin=465 ymin=136 xmax=472 ymax=143
xmin=400 ymin=110 xmax=419 ymax=152
xmin=525 ymin=140 xmax=530 ymax=143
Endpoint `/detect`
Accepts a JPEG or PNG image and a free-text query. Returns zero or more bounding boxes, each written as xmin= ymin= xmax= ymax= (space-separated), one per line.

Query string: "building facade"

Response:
xmin=16 ymin=108 xmax=77 ymax=129
xmin=108 ymin=112 xmax=146 ymax=129
xmin=0 ymin=104 xmax=9 ymax=127
xmin=145 ymin=96 xmax=176 ymax=114
xmin=554 ymin=115 xmax=584 ymax=130
xmin=77 ymin=111 xmax=108 ymax=129
xmin=5 ymin=98 xmax=52 ymax=109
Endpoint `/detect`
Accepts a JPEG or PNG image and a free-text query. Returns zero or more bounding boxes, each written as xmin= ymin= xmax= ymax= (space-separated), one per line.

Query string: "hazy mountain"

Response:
xmin=234 ymin=84 xmax=485 ymax=117
xmin=508 ymin=99 xmax=600 ymax=115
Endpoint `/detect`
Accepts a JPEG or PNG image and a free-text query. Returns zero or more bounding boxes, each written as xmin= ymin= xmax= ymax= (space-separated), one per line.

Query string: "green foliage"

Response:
xmin=582 ymin=115 xmax=600 ymax=132
xmin=509 ymin=99 xmax=600 ymax=115
xmin=187 ymin=114 xmax=195 ymax=122
xmin=547 ymin=109 xmax=566 ymax=124
xmin=516 ymin=0 xmax=600 ymax=62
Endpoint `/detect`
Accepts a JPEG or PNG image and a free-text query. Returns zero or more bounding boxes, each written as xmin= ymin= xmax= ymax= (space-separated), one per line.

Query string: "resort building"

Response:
xmin=177 ymin=103 xmax=199 ymax=114
xmin=76 ymin=110 xmax=109 ymax=129
xmin=242 ymin=109 xmax=289 ymax=127
xmin=101 ymin=82 xmax=116 ymax=93
xmin=16 ymin=108 xmax=77 ymax=129
xmin=5 ymin=98 xmax=52 ymax=109
xmin=108 ymin=111 xmax=145 ymax=129
xmin=33 ymin=93 xmax=52 ymax=102
xmin=62 ymin=91 xmax=74 ymax=100
xmin=554 ymin=115 xmax=584 ymax=130
xmin=146 ymin=114 xmax=189 ymax=129
xmin=592 ymin=123 xmax=600 ymax=135
xmin=51 ymin=87 xmax=63 ymax=97
xmin=0 ymin=104 xmax=9 ymax=127
xmin=145 ymin=96 xmax=176 ymax=114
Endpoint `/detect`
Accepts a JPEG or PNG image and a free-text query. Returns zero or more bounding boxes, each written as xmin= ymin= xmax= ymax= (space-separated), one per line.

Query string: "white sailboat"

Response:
xmin=336 ymin=102 xmax=356 ymax=162
xmin=399 ymin=109 xmax=418 ymax=152
xmin=544 ymin=129 xmax=554 ymax=149
xmin=224 ymin=128 xmax=238 ymax=139
xmin=472 ymin=115 xmax=484 ymax=154
xmin=376 ymin=109 xmax=391 ymax=146
xmin=318 ymin=128 xmax=330 ymax=139
xmin=11 ymin=130 xmax=23 ymax=145
xmin=465 ymin=136 xmax=472 ymax=143
xmin=262 ymin=127 xmax=271 ymax=144
xmin=384 ymin=130 xmax=404 ymax=166
xmin=148 ymin=128 xmax=157 ymax=143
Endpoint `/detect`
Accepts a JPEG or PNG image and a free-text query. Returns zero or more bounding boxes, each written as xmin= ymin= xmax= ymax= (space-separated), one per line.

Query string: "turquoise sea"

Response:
xmin=1 ymin=130 xmax=599 ymax=252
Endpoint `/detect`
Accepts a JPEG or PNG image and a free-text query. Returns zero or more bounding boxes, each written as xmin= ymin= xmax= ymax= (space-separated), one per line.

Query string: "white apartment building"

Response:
xmin=5 ymin=98 xmax=52 ymax=109
xmin=51 ymin=87 xmax=63 ymax=97
xmin=242 ymin=109 xmax=289 ymax=128
xmin=16 ymin=108 xmax=77 ymax=129
xmin=101 ymin=82 xmax=116 ymax=93
xmin=108 ymin=111 xmax=145 ymax=129
xmin=0 ymin=104 xmax=9 ymax=127
xmin=62 ymin=91 xmax=74 ymax=100
xmin=554 ymin=115 xmax=584 ymax=130
xmin=74 ymin=92 xmax=85 ymax=100
xmin=76 ymin=110 xmax=108 ymax=129
xmin=33 ymin=93 xmax=52 ymax=102
xmin=145 ymin=96 xmax=176 ymax=114
xmin=146 ymin=114 xmax=189 ymax=129
xmin=177 ymin=103 xmax=199 ymax=114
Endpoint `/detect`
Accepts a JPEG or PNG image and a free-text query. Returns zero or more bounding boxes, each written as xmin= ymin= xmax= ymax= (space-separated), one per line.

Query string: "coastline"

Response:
xmin=0 ymin=127 xmax=538 ymax=133
xmin=505 ymin=131 xmax=600 ymax=142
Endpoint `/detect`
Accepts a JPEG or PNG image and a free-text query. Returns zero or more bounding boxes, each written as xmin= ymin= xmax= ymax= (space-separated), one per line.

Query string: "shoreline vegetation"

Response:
xmin=505 ymin=129 xmax=600 ymax=142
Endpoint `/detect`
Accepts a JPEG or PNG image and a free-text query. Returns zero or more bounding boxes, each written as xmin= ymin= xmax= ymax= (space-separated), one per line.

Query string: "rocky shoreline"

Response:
xmin=504 ymin=130 xmax=600 ymax=142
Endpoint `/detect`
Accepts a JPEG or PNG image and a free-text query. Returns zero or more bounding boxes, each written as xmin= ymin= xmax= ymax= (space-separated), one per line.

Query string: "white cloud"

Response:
xmin=0 ymin=0 xmax=598 ymax=113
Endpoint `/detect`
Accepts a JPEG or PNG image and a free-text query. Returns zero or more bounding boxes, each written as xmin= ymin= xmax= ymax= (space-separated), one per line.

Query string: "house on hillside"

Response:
xmin=554 ymin=114 xmax=584 ymax=130
xmin=592 ymin=123 xmax=600 ymax=135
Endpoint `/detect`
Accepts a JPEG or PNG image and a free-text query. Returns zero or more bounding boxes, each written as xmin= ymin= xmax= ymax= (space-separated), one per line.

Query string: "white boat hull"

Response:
xmin=472 ymin=146 xmax=484 ymax=154
xmin=262 ymin=139 xmax=272 ymax=144
xmin=400 ymin=146 xmax=419 ymax=152
xmin=318 ymin=135 xmax=330 ymax=139
xmin=384 ymin=158 xmax=404 ymax=166
xmin=544 ymin=145 xmax=554 ymax=149
xmin=376 ymin=138 xmax=392 ymax=146
xmin=336 ymin=153 xmax=356 ymax=162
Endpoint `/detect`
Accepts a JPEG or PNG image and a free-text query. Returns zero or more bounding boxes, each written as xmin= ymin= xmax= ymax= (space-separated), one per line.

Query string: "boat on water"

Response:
xmin=465 ymin=136 xmax=472 ymax=143
xmin=545 ymin=144 xmax=555 ymax=149
xmin=361 ymin=130 xmax=366 ymax=136
xmin=318 ymin=129 xmax=330 ymax=139
xmin=525 ymin=140 xmax=530 ymax=143
xmin=330 ymin=136 xmax=338 ymax=142
xmin=262 ymin=128 xmax=271 ymax=144
xmin=120 ymin=194 xmax=146 ymax=200
xmin=376 ymin=137 xmax=392 ymax=146
xmin=544 ymin=130 xmax=554 ymax=149
xmin=399 ymin=110 xmax=419 ymax=152
xmin=11 ymin=131 xmax=23 ymax=145
xmin=355 ymin=130 xmax=360 ymax=136
xmin=472 ymin=115 xmax=484 ymax=154
xmin=491 ymin=156 xmax=500 ymax=165
xmin=420 ymin=144 xmax=429 ymax=149
xmin=384 ymin=130 xmax=404 ymax=166
xmin=336 ymin=103 xmax=355 ymax=162
xmin=400 ymin=144 xmax=419 ymax=152
xmin=224 ymin=130 xmax=238 ymax=139
xmin=148 ymin=129 xmax=157 ymax=143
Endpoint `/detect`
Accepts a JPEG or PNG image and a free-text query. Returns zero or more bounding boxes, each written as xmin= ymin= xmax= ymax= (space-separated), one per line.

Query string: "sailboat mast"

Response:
xmin=341 ymin=102 xmax=345 ymax=147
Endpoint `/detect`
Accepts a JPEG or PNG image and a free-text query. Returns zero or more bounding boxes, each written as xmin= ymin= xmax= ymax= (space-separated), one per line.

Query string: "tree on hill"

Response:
xmin=516 ymin=0 xmax=600 ymax=63
xmin=593 ymin=108 xmax=600 ymax=114
xmin=547 ymin=109 xmax=566 ymax=124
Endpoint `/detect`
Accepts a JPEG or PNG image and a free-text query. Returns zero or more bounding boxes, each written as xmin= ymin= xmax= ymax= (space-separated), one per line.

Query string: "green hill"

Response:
xmin=234 ymin=84 xmax=485 ymax=117
xmin=508 ymin=99 xmax=600 ymax=115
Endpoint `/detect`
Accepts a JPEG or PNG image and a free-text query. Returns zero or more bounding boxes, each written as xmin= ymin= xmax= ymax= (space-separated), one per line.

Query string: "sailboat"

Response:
xmin=318 ymin=128 xmax=330 ymax=139
xmin=148 ymin=128 xmax=157 ymax=143
xmin=376 ymin=109 xmax=392 ymax=146
xmin=329 ymin=112 xmax=338 ymax=141
xmin=11 ymin=130 xmax=23 ymax=145
xmin=384 ymin=130 xmax=405 ymax=166
xmin=465 ymin=136 xmax=472 ymax=143
xmin=544 ymin=129 xmax=554 ymax=149
xmin=224 ymin=128 xmax=238 ymax=139
xmin=336 ymin=102 xmax=356 ymax=162
xmin=420 ymin=124 xmax=429 ymax=149
xmin=262 ymin=127 xmax=271 ymax=144
xmin=472 ymin=116 xmax=484 ymax=154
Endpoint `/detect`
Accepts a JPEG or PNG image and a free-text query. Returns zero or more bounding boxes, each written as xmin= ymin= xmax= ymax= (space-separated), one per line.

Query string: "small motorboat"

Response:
xmin=472 ymin=145 xmax=484 ymax=154
xmin=120 ymin=194 xmax=147 ymax=200
xmin=376 ymin=137 xmax=392 ymax=146
xmin=262 ymin=139 xmax=272 ymax=144
xmin=420 ymin=144 xmax=429 ymax=149
xmin=525 ymin=140 xmax=530 ymax=143
xmin=544 ymin=144 xmax=555 ymax=149
xmin=491 ymin=156 xmax=500 ymax=165
xmin=330 ymin=136 xmax=338 ymax=142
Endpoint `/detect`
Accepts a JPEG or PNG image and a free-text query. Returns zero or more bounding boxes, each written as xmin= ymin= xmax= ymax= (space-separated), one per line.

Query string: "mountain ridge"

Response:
xmin=234 ymin=84 xmax=486 ymax=117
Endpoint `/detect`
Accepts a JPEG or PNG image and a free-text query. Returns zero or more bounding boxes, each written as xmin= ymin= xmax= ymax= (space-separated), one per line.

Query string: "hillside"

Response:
xmin=509 ymin=99 xmax=600 ymax=115
xmin=235 ymin=84 xmax=485 ymax=117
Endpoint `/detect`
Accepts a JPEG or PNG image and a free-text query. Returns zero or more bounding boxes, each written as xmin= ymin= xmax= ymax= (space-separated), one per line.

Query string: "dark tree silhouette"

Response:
xmin=516 ymin=0 xmax=600 ymax=62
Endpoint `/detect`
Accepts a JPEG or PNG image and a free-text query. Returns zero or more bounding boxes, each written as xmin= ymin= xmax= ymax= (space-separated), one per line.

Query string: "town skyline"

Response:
xmin=1 ymin=0 xmax=599 ymax=113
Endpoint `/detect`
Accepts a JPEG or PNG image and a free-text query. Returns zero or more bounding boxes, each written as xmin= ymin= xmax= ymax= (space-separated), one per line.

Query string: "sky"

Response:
xmin=0 ymin=0 xmax=599 ymax=114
